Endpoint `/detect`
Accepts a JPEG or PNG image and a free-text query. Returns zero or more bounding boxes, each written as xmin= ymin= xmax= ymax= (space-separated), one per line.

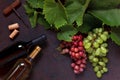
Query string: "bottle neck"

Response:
xmin=26 ymin=34 xmax=47 ymax=48
xmin=26 ymin=46 xmax=41 ymax=63
xmin=26 ymin=57 xmax=33 ymax=63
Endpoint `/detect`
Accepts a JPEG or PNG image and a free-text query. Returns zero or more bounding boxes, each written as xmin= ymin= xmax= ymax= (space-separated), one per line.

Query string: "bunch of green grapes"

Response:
xmin=83 ymin=28 xmax=109 ymax=78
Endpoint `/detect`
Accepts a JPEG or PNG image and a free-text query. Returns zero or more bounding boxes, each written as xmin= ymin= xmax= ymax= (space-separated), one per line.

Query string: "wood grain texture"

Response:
xmin=0 ymin=0 xmax=120 ymax=80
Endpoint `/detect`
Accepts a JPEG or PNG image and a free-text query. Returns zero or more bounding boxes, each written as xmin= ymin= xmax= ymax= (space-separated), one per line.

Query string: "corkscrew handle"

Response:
xmin=3 ymin=0 xmax=21 ymax=15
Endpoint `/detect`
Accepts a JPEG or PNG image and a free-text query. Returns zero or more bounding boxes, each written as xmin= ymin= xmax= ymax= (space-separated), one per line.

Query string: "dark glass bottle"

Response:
xmin=0 ymin=34 xmax=46 ymax=66
xmin=4 ymin=46 xmax=41 ymax=80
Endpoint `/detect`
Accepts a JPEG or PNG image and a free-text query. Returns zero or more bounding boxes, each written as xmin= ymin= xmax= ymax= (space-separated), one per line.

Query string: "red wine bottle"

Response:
xmin=0 ymin=34 xmax=46 ymax=66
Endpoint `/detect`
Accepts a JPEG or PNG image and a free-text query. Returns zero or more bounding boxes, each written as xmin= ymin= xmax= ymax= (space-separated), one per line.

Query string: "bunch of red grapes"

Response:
xmin=60 ymin=35 xmax=87 ymax=74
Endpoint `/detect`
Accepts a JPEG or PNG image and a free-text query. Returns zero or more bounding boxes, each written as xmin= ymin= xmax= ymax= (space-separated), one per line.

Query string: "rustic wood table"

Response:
xmin=0 ymin=0 xmax=120 ymax=80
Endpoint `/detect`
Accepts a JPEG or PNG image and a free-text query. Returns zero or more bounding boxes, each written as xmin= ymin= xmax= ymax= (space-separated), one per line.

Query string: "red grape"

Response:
xmin=60 ymin=34 xmax=87 ymax=74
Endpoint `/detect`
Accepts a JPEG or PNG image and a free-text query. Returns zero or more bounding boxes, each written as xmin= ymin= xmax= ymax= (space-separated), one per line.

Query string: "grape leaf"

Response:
xmin=89 ymin=9 xmax=120 ymax=27
xmin=29 ymin=11 xmax=38 ymax=28
xmin=57 ymin=25 xmax=78 ymax=41
xmin=110 ymin=27 xmax=120 ymax=46
xmin=24 ymin=3 xmax=34 ymax=14
xmin=65 ymin=0 xmax=86 ymax=5
xmin=43 ymin=0 xmax=67 ymax=29
xmin=78 ymin=14 xmax=102 ymax=33
xmin=37 ymin=14 xmax=50 ymax=29
xmin=27 ymin=0 xmax=44 ymax=9
xmin=89 ymin=0 xmax=120 ymax=10
xmin=66 ymin=0 xmax=90 ymax=26
xmin=65 ymin=1 xmax=83 ymax=25
xmin=76 ymin=0 xmax=90 ymax=26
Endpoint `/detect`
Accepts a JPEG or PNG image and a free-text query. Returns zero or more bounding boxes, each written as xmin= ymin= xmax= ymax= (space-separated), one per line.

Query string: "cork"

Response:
xmin=8 ymin=23 xmax=19 ymax=30
xmin=9 ymin=29 xmax=19 ymax=39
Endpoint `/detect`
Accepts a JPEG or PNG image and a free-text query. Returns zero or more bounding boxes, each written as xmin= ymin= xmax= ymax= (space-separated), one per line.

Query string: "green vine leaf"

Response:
xmin=57 ymin=25 xmax=78 ymax=41
xmin=89 ymin=9 xmax=120 ymax=27
xmin=78 ymin=14 xmax=102 ymax=33
xmin=89 ymin=0 xmax=120 ymax=10
xmin=76 ymin=0 xmax=90 ymax=26
xmin=29 ymin=11 xmax=38 ymax=28
xmin=43 ymin=0 xmax=67 ymax=29
xmin=66 ymin=0 xmax=83 ymax=25
xmin=27 ymin=0 xmax=44 ymax=9
xmin=66 ymin=0 xmax=90 ymax=26
xmin=110 ymin=27 xmax=120 ymax=46
xmin=37 ymin=14 xmax=50 ymax=29
xmin=24 ymin=3 xmax=34 ymax=14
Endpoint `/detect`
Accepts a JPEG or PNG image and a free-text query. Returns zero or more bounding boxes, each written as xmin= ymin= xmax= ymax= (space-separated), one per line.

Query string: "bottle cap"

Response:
xmin=29 ymin=46 xmax=41 ymax=59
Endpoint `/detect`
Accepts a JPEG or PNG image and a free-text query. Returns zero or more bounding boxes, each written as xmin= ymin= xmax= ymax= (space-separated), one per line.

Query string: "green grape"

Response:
xmin=100 ymin=70 xmax=104 ymax=74
xmin=99 ymin=62 xmax=106 ymax=67
xmin=101 ymin=53 xmax=107 ymax=57
xmin=94 ymin=66 xmax=99 ymax=72
xmin=93 ymin=33 xmax=97 ymax=38
xmin=89 ymin=55 xmax=95 ymax=62
xmin=93 ymin=42 xmax=99 ymax=48
xmin=96 ymin=37 xmax=103 ymax=44
xmin=98 ymin=28 xmax=103 ymax=33
xmin=89 ymin=55 xmax=94 ymax=60
xmin=103 ymin=31 xmax=108 ymax=36
xmin=100 ymin=46 xmax=108 ymax=54
xmin=96 ymin=71 xmax=102 ymax=78
xmin=87 ymin=35 xmax=93 ymax=40
xmin=83 ymin=27 xmax=109 ymax=78
xmin=102 ymin=57 xmax=108 ymax=63
xmin=92 ymin=50 xmax=96 ymax=55
xmin=101 ymin=43 xmax=108 ymax=47
xmin=93 ymin=57 xmax=99 ymax=63
xmin=103 ymin=67 xmax=108 ymax=72
xmin=93 ymin=28 xmax=99 ymax=33
xmin=86 ymin=48 xmax=93 ymax=54
xmin=100 ymin=34 xmax=107 ymax=41
xmin=83 ymin=39 xmax=89 ymax=44
xmin=95 ymin=48 xmax=101 ymax=56
xmin=84 ymin=42 xmax=91 ymax=49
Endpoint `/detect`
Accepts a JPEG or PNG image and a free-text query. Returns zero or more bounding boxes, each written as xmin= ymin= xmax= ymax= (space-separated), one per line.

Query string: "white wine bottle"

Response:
xmin=4 ymin=46 xmax=41 ymax=80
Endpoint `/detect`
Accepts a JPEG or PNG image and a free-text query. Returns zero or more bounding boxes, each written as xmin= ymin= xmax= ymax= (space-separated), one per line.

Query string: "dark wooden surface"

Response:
xmin=0 ymin=0 xmax=120 ymax=80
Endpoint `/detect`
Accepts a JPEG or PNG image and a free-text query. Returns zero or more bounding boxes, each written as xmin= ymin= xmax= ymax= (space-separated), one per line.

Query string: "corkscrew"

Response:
xmin=3 ymin=0 xmax=29 ymax=27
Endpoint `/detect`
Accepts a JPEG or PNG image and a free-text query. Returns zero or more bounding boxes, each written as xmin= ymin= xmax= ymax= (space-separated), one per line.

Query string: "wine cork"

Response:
xmin=9 ymin=29 xmax=19 ymax=39
xmin=8 ymin=23 xmax=19 ymax=30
